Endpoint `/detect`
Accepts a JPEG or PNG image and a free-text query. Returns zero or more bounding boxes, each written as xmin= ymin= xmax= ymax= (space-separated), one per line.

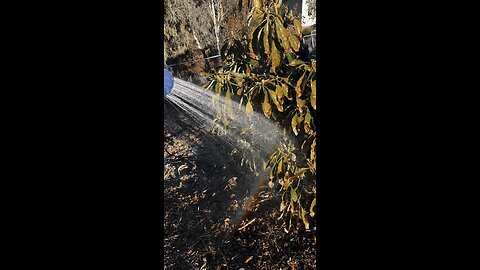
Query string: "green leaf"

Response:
xmin=291 ymin=188 xmax=298 ymax=202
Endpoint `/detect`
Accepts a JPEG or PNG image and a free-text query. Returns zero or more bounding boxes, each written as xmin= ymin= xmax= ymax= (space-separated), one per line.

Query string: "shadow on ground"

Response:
xmin=163 ymin=100 xmax=315 ymax=270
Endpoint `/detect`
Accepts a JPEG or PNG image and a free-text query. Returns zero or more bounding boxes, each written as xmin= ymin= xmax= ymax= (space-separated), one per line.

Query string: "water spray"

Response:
xmin=164 ymin=71 xmax=290 ymax=236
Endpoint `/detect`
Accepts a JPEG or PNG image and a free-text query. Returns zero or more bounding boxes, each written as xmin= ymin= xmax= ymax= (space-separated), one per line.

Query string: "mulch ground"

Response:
xmin=164 ymin=101 xmax=316 ymax=269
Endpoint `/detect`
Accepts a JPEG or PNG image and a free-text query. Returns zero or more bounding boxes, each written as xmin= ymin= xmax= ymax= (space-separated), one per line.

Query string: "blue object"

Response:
xmin=164 ymin=68 xmax=174 ymax=96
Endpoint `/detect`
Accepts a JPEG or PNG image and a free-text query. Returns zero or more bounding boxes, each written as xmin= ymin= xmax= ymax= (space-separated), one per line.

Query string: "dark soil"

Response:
xmin=164 ymin=101 xmax=316 ymax=269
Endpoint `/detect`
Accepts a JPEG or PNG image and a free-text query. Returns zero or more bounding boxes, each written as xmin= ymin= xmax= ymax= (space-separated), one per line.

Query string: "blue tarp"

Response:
xmin=164 ymin=69 xmax=174 ymax=96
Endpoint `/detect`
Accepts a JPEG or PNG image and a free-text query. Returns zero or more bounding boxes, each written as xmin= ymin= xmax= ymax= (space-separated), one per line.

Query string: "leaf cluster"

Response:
xmin=204 ymin=0 xmax=316 ymax=232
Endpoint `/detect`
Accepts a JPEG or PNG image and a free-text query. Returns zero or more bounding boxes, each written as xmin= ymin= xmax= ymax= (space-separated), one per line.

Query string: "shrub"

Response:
xmin=205 ymin=0 xmax=316 ymax=232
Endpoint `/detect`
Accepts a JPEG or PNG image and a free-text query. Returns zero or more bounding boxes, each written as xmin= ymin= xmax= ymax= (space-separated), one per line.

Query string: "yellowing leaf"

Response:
xmin=289 ymin=59 xmax=304 ymax=66
xmin=262 ymin=101 xmax=272 ymax=118
xmin=310 ymin=138 xmax=316 ymax=161
xmin=225 ymin=90 xmax=234 ymax=118
xmin=280 ymin=201 xmax=286 ymax=211
xmin=246 ymin=100 xmax=253 ymax=118
xmin=282 ymin=83 xmax=292 ymax=100
xmin=263 ymin=23 xmax=270 ymax=55
xmin=271 ymin=43 xmax=281 ymax=72
xmin=283 ymin=177 xmax=291 ymax=190
xmin=253 ymin=0 xmax=263 ymax=10
xmin=293 ymin=19 xmax=302 ymax=36
xmin=291 ymin=113 xmax=299 ymax=135
xmin=311 ymin=80 xmax=316 ymax=110
xmin=237 ymin=87 xmax=244 ymax=96
xmin=276 ymin=158 xmax=283 ymax=176
xmin=275 ymin=18 xmax=291 ymax=52
xmin=288 ymin=32 xmax=300 ymax=52
xmin=275 ymin=102 xmax=284 ymax=112
xmin=301 ymin=207 xmax=309 ymax=230
xmin=268 ymin=180 xmax=274 ymax=188
xmin=310 ymin=198 xmax=316 ymax=217
xmin=295 ymin=73 xmax=305 ymax=97
xmin=297 ymin=96 xmax=307 ymax=113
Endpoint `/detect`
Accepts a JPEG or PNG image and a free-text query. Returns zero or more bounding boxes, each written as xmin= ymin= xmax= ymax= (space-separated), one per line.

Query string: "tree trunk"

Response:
xmin=211 ymin=0 xmax=221 ymax=54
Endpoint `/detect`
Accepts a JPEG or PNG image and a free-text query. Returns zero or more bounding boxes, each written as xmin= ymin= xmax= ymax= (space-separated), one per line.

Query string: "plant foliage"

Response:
xmin=204 ymin=0 xmax=316 ymax=232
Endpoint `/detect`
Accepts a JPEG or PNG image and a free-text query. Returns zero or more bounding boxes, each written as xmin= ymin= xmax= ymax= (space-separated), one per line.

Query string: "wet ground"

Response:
xmin=164 ymin=101 xmax=316 ymax=269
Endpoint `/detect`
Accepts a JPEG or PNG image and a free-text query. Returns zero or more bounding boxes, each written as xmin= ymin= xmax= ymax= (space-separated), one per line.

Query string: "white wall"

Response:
xmin=301 ymin=0 xmax=316 ymax=26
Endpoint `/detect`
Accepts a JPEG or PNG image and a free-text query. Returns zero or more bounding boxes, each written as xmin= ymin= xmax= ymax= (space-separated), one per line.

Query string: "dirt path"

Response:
xmin=164 ymin=101 xmax=316 ymax=269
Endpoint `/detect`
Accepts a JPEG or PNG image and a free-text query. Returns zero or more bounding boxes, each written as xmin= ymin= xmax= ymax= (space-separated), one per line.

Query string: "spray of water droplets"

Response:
xmin=165 ymin=76 xmax=292 ymax=233
xmin=165 ymin=77 xmax=287 ymax=173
